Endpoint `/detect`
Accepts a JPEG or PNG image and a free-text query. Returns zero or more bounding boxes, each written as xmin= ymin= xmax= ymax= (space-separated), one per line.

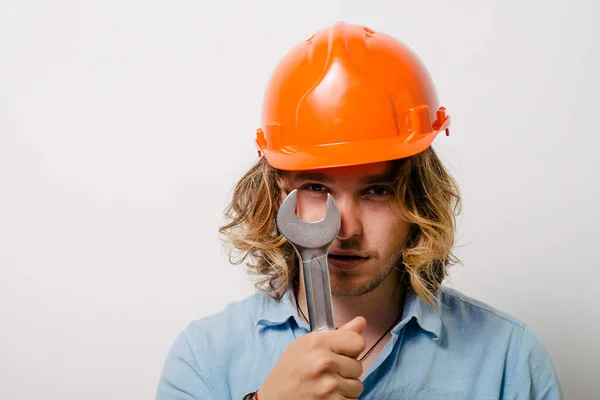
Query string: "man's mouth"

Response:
xmin=328 ymin=253 xmax=368 ymax=262
xmin=327 ymin=251 xmax=369 ymax=270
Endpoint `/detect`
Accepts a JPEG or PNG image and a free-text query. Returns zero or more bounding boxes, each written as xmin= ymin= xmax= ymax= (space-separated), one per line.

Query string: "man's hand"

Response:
xmin=258 ymin=316 xmax=367 ymax=400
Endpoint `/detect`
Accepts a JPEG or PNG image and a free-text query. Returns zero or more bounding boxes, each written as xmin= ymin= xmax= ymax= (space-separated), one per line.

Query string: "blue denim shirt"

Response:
xmin=156 ymin=286 xmax=562 ymax=399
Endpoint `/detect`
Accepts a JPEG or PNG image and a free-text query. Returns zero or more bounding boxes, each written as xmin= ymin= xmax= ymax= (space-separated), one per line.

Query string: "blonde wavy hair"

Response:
xmin=218 ymin=146 xmax=462 ymax=308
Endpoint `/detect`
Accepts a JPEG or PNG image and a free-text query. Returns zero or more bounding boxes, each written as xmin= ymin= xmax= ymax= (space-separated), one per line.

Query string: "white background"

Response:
xmin=1 ymin=1 xmax=598 ymax=398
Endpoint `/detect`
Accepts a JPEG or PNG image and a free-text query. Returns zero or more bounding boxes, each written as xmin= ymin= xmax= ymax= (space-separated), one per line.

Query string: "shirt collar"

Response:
xmin=398 ymin=288 xmax=443 ymax=340
xmin=256 ymin=285 xmax=443 ymax=340
xmin=256 ymin=285 xmax=301 ymax=328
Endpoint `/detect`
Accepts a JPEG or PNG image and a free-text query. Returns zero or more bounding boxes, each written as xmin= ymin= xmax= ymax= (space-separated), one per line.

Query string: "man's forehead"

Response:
xmin=284 ymin=161 xmax=395 ymax=183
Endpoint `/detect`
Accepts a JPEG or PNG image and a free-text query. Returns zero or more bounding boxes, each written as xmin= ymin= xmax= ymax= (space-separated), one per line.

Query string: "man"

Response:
xmin=156 ymin=22 xmax=562 ymax=399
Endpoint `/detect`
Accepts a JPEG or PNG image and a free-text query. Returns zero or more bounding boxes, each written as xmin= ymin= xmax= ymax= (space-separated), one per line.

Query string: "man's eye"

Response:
xmin=301 ymin=184 xmax=327 ymax=192
xmin=366 ymin=185 xmax=393 ymax=196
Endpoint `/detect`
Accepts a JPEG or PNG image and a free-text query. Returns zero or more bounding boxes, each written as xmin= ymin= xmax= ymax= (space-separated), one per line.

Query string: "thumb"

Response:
xmin=338 ymin=316 xmax=367 ymax=335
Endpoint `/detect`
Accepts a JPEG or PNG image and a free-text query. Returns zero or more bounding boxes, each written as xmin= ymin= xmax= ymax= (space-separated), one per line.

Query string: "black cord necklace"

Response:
xmin=296 ymin=303 xmax=402 ymax=362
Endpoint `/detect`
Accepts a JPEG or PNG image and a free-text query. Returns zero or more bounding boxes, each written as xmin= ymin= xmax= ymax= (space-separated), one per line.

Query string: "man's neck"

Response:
xmin=295 ymin=269 xmax=405 ymax=336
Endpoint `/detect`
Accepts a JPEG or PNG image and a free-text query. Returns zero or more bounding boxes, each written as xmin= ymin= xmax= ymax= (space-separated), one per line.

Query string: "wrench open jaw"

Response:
xmin=276 ymin=189 xmax=341 ymax=332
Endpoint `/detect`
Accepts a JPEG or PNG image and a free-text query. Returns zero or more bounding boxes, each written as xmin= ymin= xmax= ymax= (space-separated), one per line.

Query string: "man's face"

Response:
xmin=281 ymin=161 xmax=411 ymax=297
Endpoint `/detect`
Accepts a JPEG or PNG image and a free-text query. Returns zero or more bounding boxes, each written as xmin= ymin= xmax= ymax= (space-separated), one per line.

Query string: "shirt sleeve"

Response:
xmin=156 ymin=327 xmax=216 ymax=400
xmin=505 ymin=324 xmax=563 ymax=400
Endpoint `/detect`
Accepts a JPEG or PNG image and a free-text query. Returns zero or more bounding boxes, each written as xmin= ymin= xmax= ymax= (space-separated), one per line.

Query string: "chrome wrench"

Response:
xmin=276 ymin=189 xmax=341 ymax=332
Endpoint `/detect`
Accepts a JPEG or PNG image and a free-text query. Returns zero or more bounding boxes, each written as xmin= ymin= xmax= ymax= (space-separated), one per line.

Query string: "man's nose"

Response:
xmin=335 ymin=197 xmax=362 ymax=240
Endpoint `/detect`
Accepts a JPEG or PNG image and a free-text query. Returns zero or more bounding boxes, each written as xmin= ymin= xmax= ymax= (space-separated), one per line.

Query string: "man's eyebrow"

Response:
xmin=288 ymin=172 xmax=331 ymax=183
xmin=289 ymin=171 xmax=395 ymax=185
xmin=358 ymin=172 xmax=396 ymax=185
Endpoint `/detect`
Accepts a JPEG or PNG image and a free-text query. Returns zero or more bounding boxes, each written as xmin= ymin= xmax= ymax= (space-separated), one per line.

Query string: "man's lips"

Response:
xmin=328 ymin=250 xmax=369 ymax=259
xmin=327 ymin=252 xmax=369 ymax=270
xmin=328 ymin=253 xmax=368 ymax=260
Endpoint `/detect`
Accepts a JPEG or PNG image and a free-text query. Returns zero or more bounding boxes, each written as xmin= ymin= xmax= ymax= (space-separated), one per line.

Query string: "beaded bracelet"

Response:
xmin=242 ymin=390 xmax=259 ymax=399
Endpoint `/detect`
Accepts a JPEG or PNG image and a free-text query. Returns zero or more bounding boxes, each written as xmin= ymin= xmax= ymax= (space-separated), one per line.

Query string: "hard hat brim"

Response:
xmin=258 ymin=129 xmax=441 ymax=171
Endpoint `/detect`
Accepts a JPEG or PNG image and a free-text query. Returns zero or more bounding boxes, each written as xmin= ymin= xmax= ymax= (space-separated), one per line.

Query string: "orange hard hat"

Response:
xmin=255 ymin=21 xmax=451 ymax=171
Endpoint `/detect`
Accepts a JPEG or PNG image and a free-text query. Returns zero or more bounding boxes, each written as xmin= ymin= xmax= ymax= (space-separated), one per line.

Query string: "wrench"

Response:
xmin=276 ymin=189 xmax=341 ymax=332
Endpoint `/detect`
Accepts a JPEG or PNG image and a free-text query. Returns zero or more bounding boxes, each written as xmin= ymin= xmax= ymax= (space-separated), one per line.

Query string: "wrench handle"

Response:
xmin=302 ymin=253 xmax=335 ymax=331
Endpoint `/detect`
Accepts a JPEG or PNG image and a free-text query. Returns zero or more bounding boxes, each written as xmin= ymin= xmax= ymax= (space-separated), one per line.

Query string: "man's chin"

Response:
xmin=329 ymin=265 xmax=397 ymax=297
xmin=330 ymin=280 xmax=377 ymax=297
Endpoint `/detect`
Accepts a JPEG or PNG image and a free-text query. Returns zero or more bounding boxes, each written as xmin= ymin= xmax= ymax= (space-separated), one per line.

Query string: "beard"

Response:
xmin=328 ymin=241 xmax=404 ymax=297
